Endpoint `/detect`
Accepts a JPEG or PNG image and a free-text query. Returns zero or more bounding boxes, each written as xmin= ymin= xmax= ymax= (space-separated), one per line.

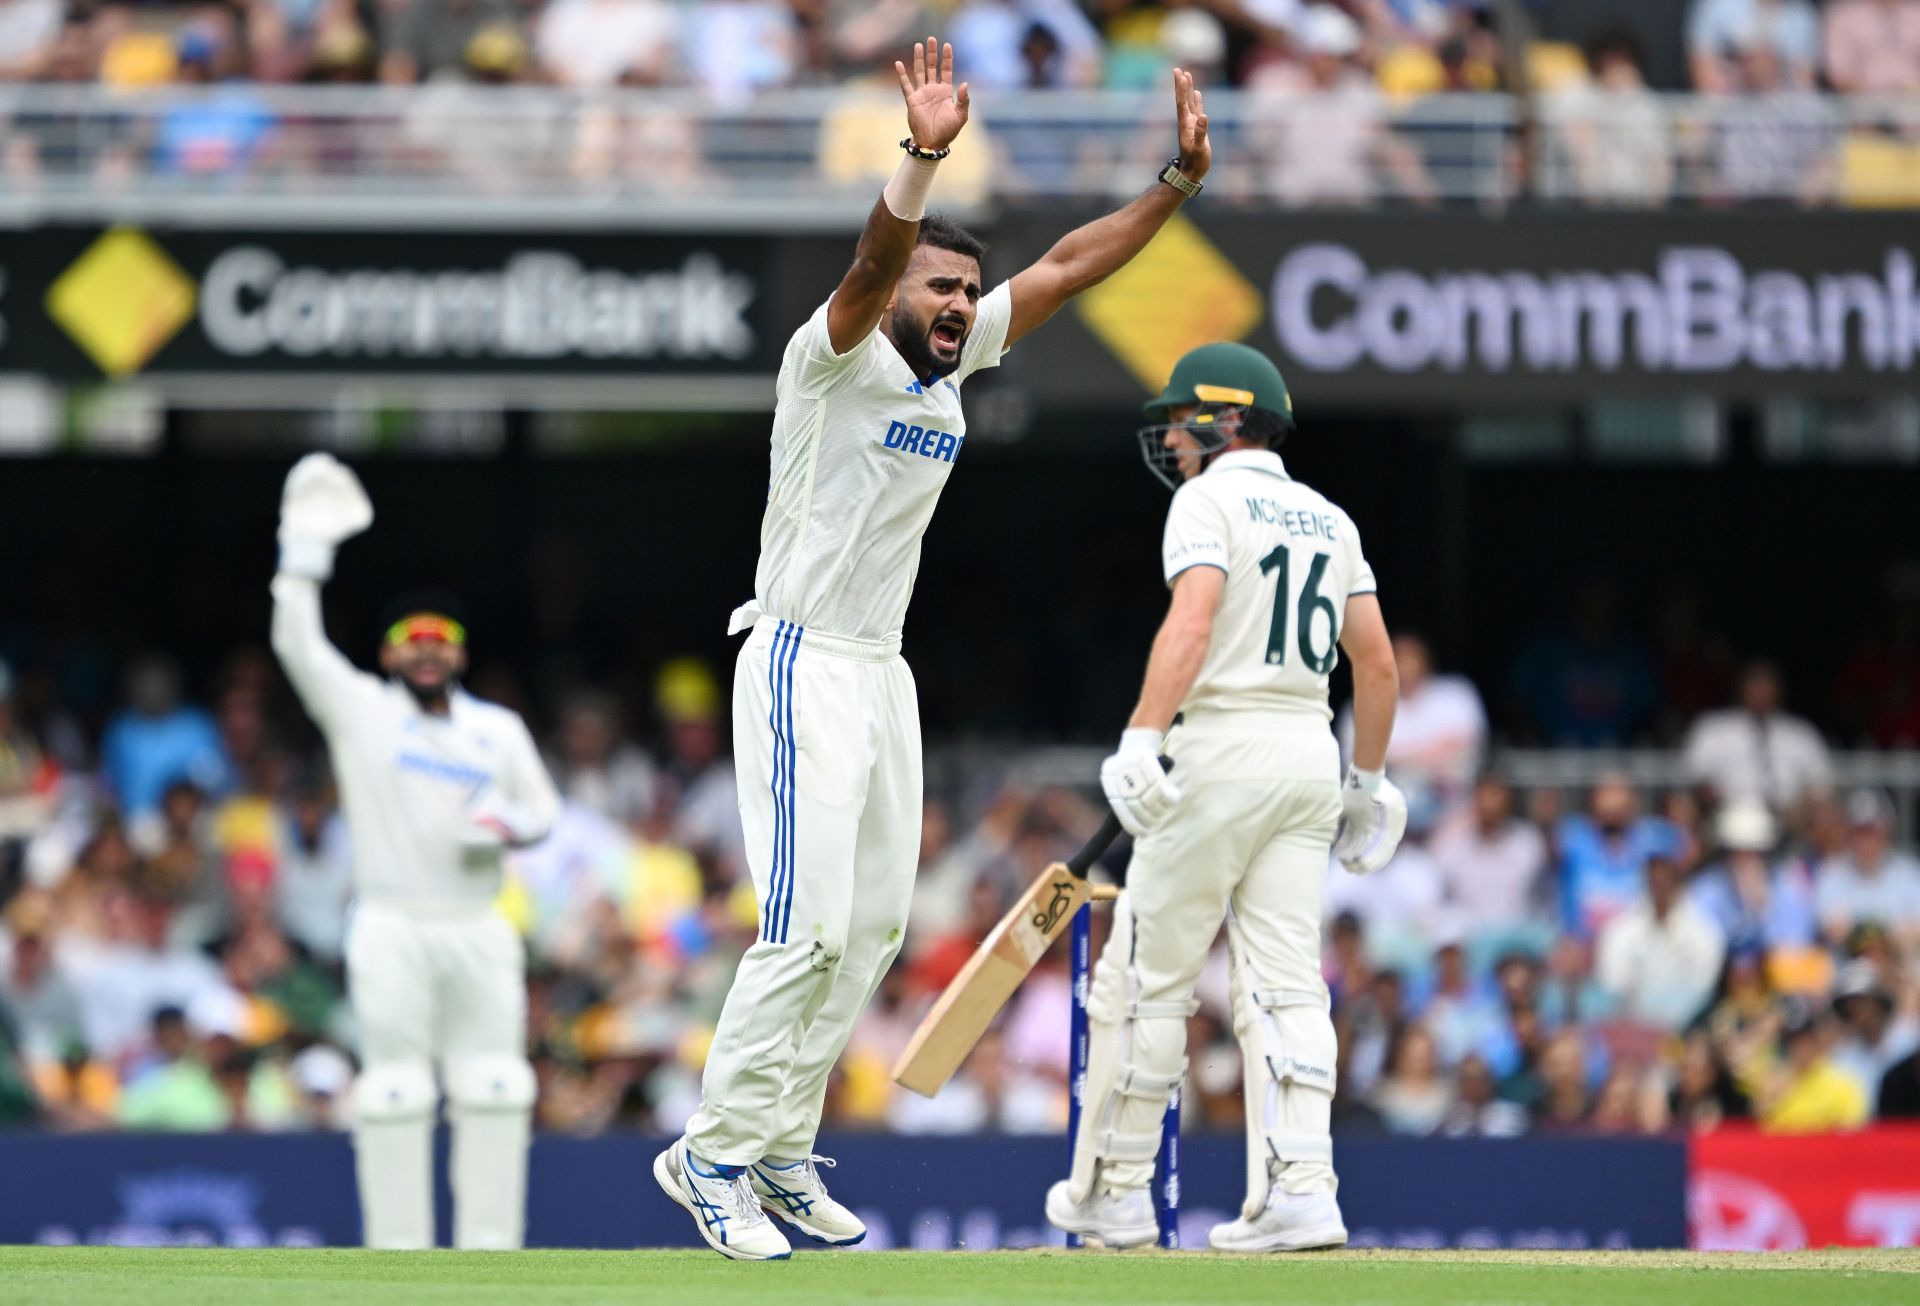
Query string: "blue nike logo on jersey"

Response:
xmin=882 ymin=420 xmax=964 ymax=463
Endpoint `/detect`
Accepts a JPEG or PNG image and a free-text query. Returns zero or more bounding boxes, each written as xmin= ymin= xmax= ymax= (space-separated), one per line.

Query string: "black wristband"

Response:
xmin=901 ymin=137 xmax=952 ymax=161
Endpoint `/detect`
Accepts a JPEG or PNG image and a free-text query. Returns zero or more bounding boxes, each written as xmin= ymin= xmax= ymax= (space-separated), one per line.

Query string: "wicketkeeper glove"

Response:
xmin=277 ymin=452 xmax=373 ymax=581
xmin=1100 ymin=727 xmax=1183 ymax=838
xmin=1332 ymin=766 xmax=1408 ymax=875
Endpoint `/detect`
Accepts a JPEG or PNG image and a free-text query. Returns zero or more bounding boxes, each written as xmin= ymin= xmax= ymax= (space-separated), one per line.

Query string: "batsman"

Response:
xmin=1046 ymin=344 xmax=1407 ymax=1252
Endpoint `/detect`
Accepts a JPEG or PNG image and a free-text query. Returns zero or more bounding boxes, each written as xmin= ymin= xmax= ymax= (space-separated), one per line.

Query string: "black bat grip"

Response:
xmin=1066 ymin=756 xmax=1174 ymax=878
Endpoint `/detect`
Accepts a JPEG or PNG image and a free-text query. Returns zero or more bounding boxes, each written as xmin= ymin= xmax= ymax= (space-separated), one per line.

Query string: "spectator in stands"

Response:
xmin=1830 ymin=960 xmax=1919 ymax=1100
xmin=1546 ymin=27 xmax=1673 ymax=208
xmin=1822 ymin=0 xmax=1920 ymax=94
xmin=150 ymin=23 xmax=278 ymax=176
xmin=1687 ymin=0 xmax=1819 ymax=93
xmin=1665 ymin=1029 xmax=1750 ymax=1128
xmin=682 ymin=0 xmax=801 ymax=100
xmin=0 ymin=889 xmax=84 ymax=1069
xmin=549 ymin=693 xmax=657 ymax=828
xmin=1422 ymin=939 xmax=1503 ymax=1068
xmin=1683 ymin=660 xmax=1834 ymax=813
xmin=949 ymin=0 xmax=1103 ymax=89
xmin=1727 ymin=1002 xmax=1870 ymax=1133
xmin=0 ymin=0 xmax=61 ymax=79
xmin=1372 ymin=1024 xmax=1454 ymax=1135
xmin=1596 ymin=853 xmax=1726 ymax=1032
xmin=99 ymin=657 xmax=229 ymax=830
xmin=380 ymin=0 xmax=518 ymax=84
xmin=1341 ymin=633 xmax=1486 ymax=827
xmin=1816 ymin=789 xmax=1920 ymax=947
xmin=115 ymin=1005 xmax=224 ymax=1130
xmin=273 ymin=782 xmax=353 ymax=966
xmin=1556 ymin=774 xmax=1681 ymax=939
xmin=1438 ymin=1052 xmax=1527 ymax=1136
xmin=1689 ymin=802 xmax=1818 ymax=953
xmin=1429 ymin=775 xmax=1547 ymax=941
xmin=535 ymin=0 xmax=680 ymax=88
xmin=1529 ymin=1028 xmax=1593 ymax=1131
xmin=1709 ymin=38 xmax=1835 ymax=205
xmin=1323 ymin=829 xmax=1444 ymax=956
xmin=0 ymin=659 xmax=55 ymax=877
xmin=1246 ymin=3 xmax=1439 ymax=207
xmin=288 ymin=1043 xmax=352 ymax=1130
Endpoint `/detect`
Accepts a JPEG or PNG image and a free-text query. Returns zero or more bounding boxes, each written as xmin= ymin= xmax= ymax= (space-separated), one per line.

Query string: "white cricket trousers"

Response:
xmin=686 ymin=615 xmax=921 ymax=1165
xmin=345 ymin=900 xmax=535 ymax=1250
xmin=347 ymin=901 xmax=526 ymax=1065
xmin=1073 ymin=715 xmax=1344 ymax=1207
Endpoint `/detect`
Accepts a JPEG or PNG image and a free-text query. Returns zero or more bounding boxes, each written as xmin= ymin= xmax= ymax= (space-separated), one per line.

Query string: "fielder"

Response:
xmin=1046 ymin=343 xmax=1408 ymax=1252
xmin=271 ymin=454 xmax=560 ymax=1250
xmin=654 ymin=36 xmax=1217 ymax=1260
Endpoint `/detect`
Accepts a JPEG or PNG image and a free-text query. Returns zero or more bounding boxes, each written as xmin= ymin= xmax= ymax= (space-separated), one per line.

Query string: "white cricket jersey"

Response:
xmin=270 ymin=574 xmax=560 ymax=913
xmin=749 ymin=283 xmax=1014 ymax=643
xmin=1162 ymin=449 xmax=1376 ymax=724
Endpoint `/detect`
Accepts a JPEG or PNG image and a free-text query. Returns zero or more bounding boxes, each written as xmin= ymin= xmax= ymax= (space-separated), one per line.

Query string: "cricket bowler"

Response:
xmin=271 ymin=453 xmax=560 ymax=1250
xmin=653 ymin=36 xmax=1217 ymax=1260
xmin=1045 ymin=343 xmax=1408 ymax=1252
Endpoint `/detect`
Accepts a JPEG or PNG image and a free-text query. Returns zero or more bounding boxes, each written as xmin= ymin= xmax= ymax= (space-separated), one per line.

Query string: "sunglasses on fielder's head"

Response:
xmin=384 ymin=614 xmax=467 ymax=647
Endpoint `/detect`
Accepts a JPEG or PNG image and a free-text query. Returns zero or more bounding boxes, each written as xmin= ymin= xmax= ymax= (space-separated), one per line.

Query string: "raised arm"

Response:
xmin=825 ymin=36 xmax=971 ymax=354
xmin=1004 ymin=68 xmax=1211 ymax=347
xmin=271 ymin=454 xmax=376 ymax=733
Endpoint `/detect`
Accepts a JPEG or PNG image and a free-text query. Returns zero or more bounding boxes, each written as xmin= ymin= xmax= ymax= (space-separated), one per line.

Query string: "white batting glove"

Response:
xmin=277 ymin=452 xmax=373 ymax=581
xmin=1332 ymin=767 xmax=1408 ymax=875
xmin=1100 ymin=728 xmax=1182 ymax=838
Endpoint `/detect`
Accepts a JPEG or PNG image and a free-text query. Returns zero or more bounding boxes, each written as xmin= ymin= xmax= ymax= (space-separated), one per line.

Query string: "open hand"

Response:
xmin=895 ymin=36 xmax=970 ymax=152
xmin=1173 ymin=66 xmax=1211 ymax=181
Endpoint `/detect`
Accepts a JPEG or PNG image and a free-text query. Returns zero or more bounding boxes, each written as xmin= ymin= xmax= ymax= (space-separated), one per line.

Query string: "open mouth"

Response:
xmin=931 ymin=321 xmax=963 ymax=352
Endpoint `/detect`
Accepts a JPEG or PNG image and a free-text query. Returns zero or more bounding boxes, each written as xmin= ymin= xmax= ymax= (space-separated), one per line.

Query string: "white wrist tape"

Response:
xmin=883 ymin=151 xmax=941 ymax=222
xmin=277 ymin=533 xmax=337 ymax=582
xmin=1349 ymin=767 xmax=1385 ymax=796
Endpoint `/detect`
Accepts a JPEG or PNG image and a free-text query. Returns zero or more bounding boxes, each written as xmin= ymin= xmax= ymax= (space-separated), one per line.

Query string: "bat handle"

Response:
xmin=1066 ymin=756 xmax=1173 ymax=878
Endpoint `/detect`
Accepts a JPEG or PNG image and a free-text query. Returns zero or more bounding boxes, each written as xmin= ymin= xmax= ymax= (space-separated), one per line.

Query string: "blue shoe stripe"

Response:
xmin=752 ymin=1165 xmax=816 ymax=1218
xmin=761 ymin=622 xmax=792 ymax=942
xmin=776 ymin=626 xmax=801 ymax=943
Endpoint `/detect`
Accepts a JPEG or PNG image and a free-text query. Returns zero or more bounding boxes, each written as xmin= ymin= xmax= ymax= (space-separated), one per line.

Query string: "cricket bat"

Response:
xmin=891 ymin=760 xmax=1169 ymax=1098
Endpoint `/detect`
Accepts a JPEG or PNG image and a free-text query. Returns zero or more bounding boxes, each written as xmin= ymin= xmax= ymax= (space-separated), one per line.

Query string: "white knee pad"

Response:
xmin=1232 ymin=963 xmax=1337 ymax=1215
xmin=446 ymin=1054 xmax=537 ymax=1251
xmin=1070 ymin=897 xmax=1196 ymax=1201
xmin=352 ymin=1060 xmax=438 ymax=1250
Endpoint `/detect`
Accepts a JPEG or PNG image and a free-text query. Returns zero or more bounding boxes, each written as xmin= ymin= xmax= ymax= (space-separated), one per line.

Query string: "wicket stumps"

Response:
xmin=1066 ymin=893 xmax=1181 ymax=1249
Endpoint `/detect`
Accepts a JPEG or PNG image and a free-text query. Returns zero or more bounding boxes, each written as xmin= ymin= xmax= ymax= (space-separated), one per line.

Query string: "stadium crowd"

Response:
xmin=2 ymin=572 xmax=1919 ymax=1142
xmin=0 ymin=0 xmax=1917 ymax=205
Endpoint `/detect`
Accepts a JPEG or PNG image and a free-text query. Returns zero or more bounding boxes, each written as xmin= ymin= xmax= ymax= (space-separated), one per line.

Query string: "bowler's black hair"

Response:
xmin=916 ymin=213 xmax=988 ymax=269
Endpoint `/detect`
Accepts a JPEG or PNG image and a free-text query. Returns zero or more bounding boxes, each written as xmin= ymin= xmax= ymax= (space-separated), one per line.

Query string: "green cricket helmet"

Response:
xmin=1138 ymin=342 xmax=1295 ymax=490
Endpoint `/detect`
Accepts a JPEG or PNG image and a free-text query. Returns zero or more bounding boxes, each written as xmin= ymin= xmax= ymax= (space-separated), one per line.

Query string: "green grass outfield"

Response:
xmin=2 ymin=1247 xmax=1917 ymax=1306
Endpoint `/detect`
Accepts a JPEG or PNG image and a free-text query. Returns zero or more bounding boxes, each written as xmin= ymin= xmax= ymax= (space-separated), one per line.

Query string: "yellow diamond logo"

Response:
xmin=1074 ymin=213 xmax=1263 ymax=395
xmin=47 ymin=228 xmax=197 ymax=377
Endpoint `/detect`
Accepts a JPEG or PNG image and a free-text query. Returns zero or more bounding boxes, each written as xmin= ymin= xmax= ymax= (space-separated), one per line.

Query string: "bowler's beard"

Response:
xmin=887 ymin=303 xmax=963 ymax=380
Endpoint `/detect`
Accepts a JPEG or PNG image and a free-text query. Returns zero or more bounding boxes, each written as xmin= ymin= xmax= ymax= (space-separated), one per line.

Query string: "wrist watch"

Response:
xmin=1158 ymin=156 xmax=1203 ymax=198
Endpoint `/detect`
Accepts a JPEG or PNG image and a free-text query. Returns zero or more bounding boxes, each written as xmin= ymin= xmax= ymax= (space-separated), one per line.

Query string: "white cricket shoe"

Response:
xmin=653 ymin=1138 xmax=792 ymax=1261
xmin=1208 ymin=1187 xmax=1348 ymax=1253
xmin=750 ymin=1155 xmax=867 ymax=1246
xmin=1044 ymin=1180 xmax=1159 ymax=1249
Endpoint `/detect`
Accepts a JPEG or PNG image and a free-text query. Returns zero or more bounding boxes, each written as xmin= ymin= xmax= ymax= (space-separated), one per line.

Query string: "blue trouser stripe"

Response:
xmin=775 ymin=625 xmax=802 ymax=943
xmin=762 ymin=622 xmax=793 ymax=942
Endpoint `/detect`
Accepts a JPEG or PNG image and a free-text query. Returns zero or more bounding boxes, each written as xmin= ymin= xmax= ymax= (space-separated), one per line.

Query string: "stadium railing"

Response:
xmin=3 ymin=87 xmax=1918 ymax=225
xmin=940 ymin=745 xmax=1920 ymax=844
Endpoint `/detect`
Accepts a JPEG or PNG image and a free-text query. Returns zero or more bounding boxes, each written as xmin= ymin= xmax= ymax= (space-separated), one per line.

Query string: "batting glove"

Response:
xmin=1332 ymin=766 xmax=1408 ymax=875
xmin=277 ymin=452 xmax=373 ymax=581
xmin=1100 ymin=728 xmax=1182 ymax=838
